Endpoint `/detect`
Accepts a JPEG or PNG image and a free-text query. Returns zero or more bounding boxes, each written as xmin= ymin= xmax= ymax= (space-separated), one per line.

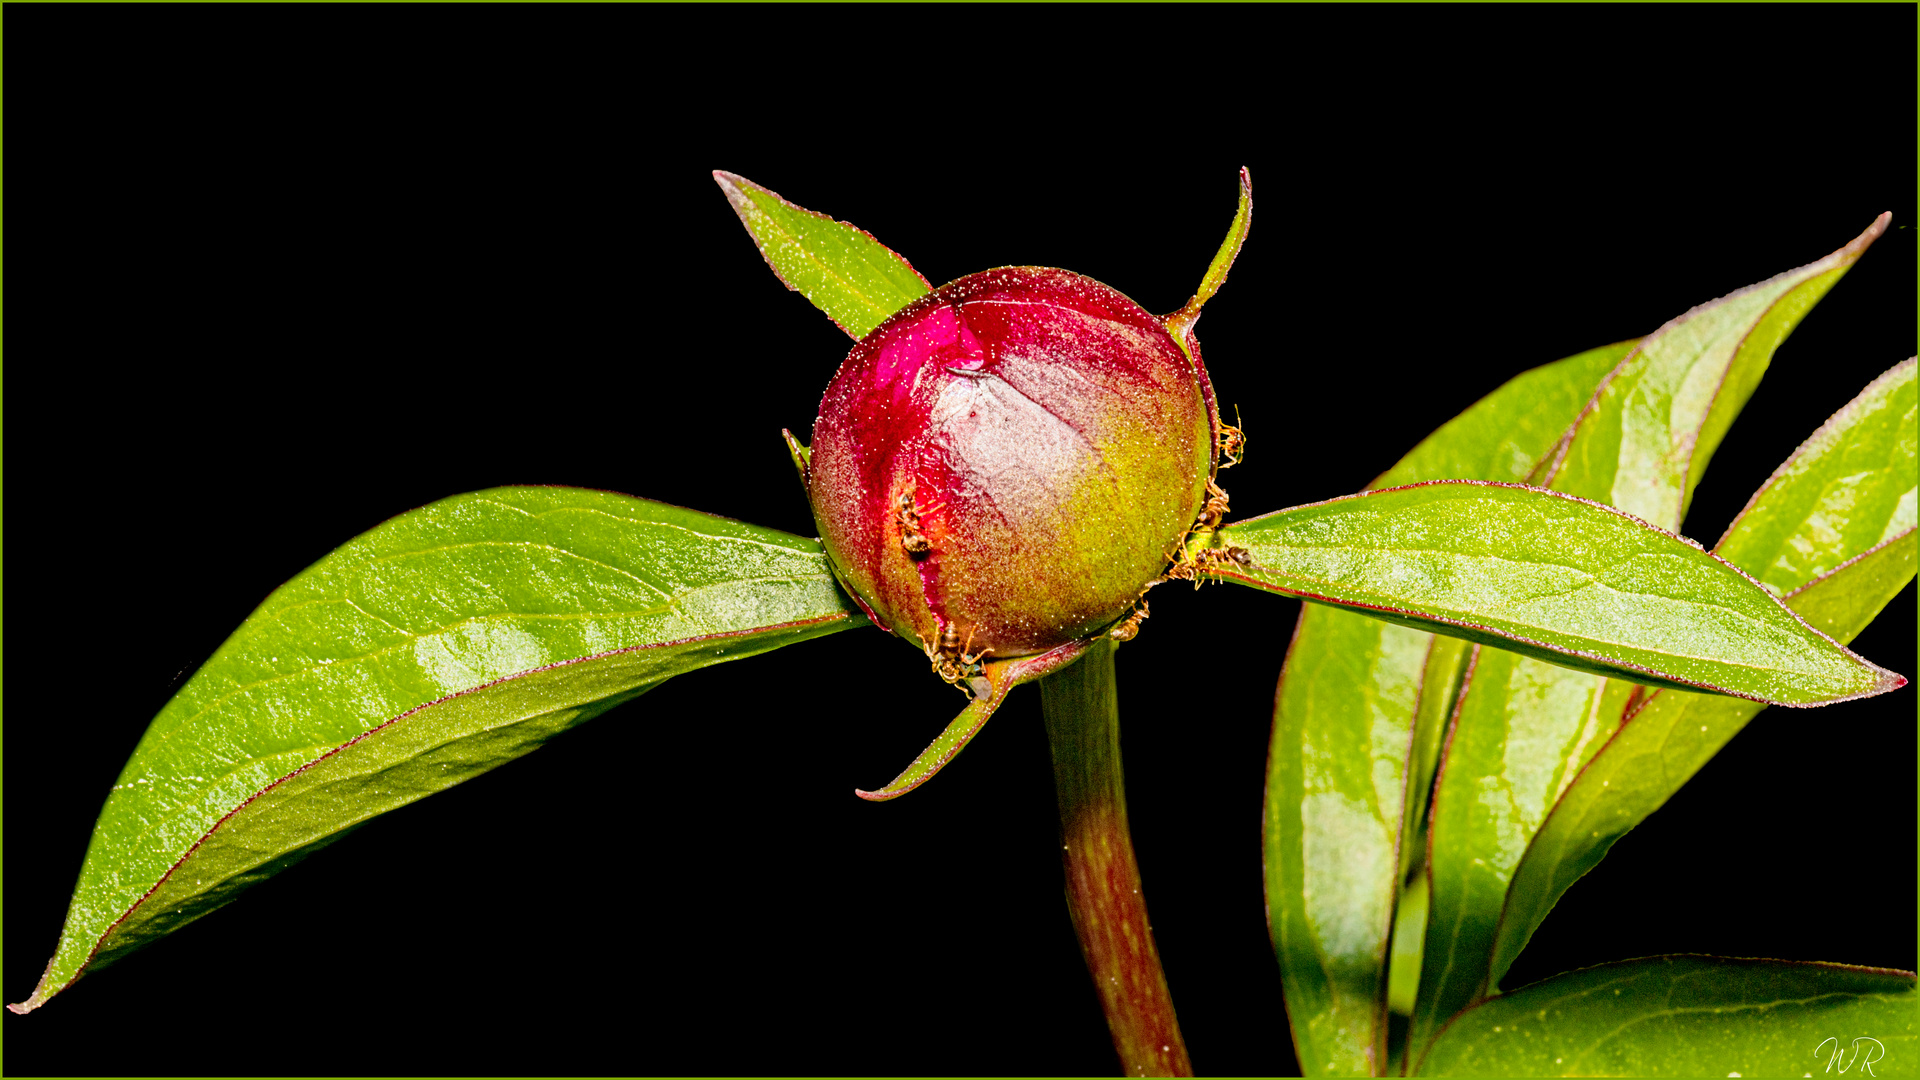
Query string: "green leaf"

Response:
xmin=852 ymin=639 xmax=1092 ymax=802
xmin=1387 ymin=874 xmax=1430 ymax=1018
xmin=713 ymin=170 xmax=932 ymax=340
xmin=1771 ymin=525 xmax=1917 ymax=642
xmin=1411 ymin=220 xmax=1890 ymax=1059
xmin=1166 ymin=166 xmax=1252 ymax=340
xmin=1411 ymin=956 xmax=1917 ymax=1077
xmin=1214 ymin=482 xmax=1899 ymax=706
xmin=1375 ymin=341 xmax=1637 ymax=491
xmin=1267 ymin=604 xmax=1435 ymax=1075
xmin=1481 ymin=543 xmax=1916 ymax=1012
xmin=1261 ymin=339 xmax=1650 ymax=1076
xmin=1415 ymin=645 xmax=1640 ymax=1038
xmin=1252 ymin=473 xmax=1906 ymax=1075
xmin=1487 ymin=361 xmax=1918 ymax=994
xmin=11 ymin=487 xmax=865 ymax=1013
xmin=1399 ymin=636 xmax=1472 ymax=884
xmin=1533 ymin=214 xmax=1889 ymax=531
xmin=1164 ymin=167 xmax=1253 ymax=444
xmin=1714 ymin=357 xmax=1917 ymax=596
xmin=783 ymin=426 xmax=813 ymax=483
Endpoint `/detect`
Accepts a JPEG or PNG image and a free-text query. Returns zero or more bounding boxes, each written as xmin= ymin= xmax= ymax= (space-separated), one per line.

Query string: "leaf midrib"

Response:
xmin=173 ymin=569 xmax=839 ymax=733
xmin=1240 ymin=547 xmax=1812 ymax=657
xmin=753 ymin=203 xmax=908 ymax=322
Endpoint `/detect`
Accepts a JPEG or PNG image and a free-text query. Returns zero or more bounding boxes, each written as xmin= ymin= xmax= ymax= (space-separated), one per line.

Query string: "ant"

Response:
xmin=1195 ymin=479 xmax=1231 ymax=531
xmin=1212 ymin=545 xmax=1255 ymax=569
xmin=1153 ymin=412 xmax=1248 ymax=588
xmin=896 ymin=485 xmax=941 ymax=557
xmin=1160 ymin=541 xmax=1254 ymax=589
xmin=925 ymin=623 xmax=990 ymax=695
xmin=1217 ymin=405 xmax=1246 ymax=470
xmin=1108 ymin=600 xmax=1151 ymax=642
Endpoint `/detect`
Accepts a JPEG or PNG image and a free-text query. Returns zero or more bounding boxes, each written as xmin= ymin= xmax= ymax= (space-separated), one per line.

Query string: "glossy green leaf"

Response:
xmin=713 ymin=170 xmax=932 ymax=340
xmin=11 ymin=487 xmax=865 ymax=1013
xmin=1214 ymin=482 xmax=1899 ymax=706
xmin=1412 ymin=956 xmax=1917 ymax=1077
xmin=1411 ymin=220 xmax=1890 ymax=1061
xmin=1381 ymin=635 xmax=1470 ymax=1049
xmin=1770 ymin=526 xmax=1917 ymax=642
xmin=1267 ymin=605 xmax=1434 ymax=1075
xmin=1715 ymin=358 xmax=1918 ymax=595
xmin=1398 ymin=636 xmax=1472 ymax=884
xmin=1415 ymin=645 xmax=1640 ymax=1039
xmin=1533 ymin=214 xmax=1889 ymax=529
xmin=1488 ymin=361 xmax=1918 ymax=993
xmin=1262 ymin=339 xmax=1674 ymax=1076
xmin=1482 ymin=541 xmax=1916 ymax=1010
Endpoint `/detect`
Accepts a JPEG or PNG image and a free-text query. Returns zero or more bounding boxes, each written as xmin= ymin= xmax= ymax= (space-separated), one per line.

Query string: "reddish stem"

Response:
xmin=1039 ymin=638 xmax=1193 ymax=1078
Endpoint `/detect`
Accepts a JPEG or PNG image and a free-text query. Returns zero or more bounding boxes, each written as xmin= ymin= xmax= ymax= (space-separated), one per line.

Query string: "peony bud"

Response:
xmin=802 ymin=265 xmax=1220 ymax=688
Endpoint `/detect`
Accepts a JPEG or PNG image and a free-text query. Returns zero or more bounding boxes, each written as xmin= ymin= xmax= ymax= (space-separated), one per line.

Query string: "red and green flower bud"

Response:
xmin=803 ymin=266 xmax=1217 ymax=672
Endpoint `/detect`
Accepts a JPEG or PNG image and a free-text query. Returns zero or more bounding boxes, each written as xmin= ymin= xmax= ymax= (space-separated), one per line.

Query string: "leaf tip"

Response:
xmin=1789 ymin=658 xmax=1911 ymax=708
xmin=1165 ymin=168 xmax=1254 ymax=339
xmin=782 ymin=428 xmax=811 ymax=488
xmin=1842 ymin=211 xmax=1892 ymax=260
xmin=1844 ymin=650 xmax=1908 ymax=703
xmin=9 ymin=958 xmax=60 ymax=1015
xmin=7 ymin=984 xmax=49 ymax=1015
xmin=849 ymin=654 xmax=1061 ymax=803
xmin=711 ymin=169 xmax=755 ymax=214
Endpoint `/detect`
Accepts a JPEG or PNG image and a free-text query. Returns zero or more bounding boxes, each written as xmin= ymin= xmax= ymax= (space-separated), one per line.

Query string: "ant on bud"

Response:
xmin=924 ymin=623 xmax=990 ymax=696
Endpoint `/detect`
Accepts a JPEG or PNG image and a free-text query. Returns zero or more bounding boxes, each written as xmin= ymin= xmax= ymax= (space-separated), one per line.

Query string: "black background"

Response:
xmin=7 ymin=8 xmax=1915 ymax=1077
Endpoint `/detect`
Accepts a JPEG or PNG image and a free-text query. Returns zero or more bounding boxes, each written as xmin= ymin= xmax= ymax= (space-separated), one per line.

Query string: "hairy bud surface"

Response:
xmin=805 ymin=266 xmax=1216 ymax=666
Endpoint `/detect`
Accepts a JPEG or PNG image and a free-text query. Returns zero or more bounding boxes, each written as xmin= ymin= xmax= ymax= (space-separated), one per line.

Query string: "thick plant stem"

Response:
xmin=1039 ymin=638 xmax=1193 ymax=1078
